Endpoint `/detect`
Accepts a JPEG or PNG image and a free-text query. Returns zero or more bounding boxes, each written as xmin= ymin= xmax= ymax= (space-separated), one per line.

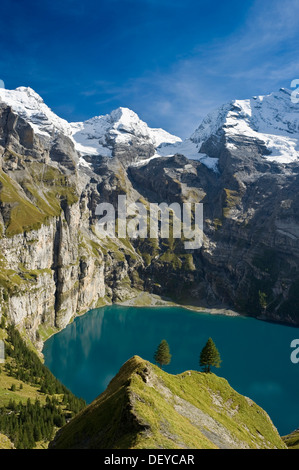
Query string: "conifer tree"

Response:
xmin=199 ymin=337 xmax=221 ymax=373
xmin=154 ymin=339 xmax=171 ymax=369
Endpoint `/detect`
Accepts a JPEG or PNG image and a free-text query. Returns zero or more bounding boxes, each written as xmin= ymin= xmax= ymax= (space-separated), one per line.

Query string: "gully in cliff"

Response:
xmin=95 ymin=195 xmax=203 ymax=250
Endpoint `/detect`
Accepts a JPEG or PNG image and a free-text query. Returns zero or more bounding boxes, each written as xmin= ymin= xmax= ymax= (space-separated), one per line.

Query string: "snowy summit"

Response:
xmin=0 ymin=87 xmax=299 ymax=171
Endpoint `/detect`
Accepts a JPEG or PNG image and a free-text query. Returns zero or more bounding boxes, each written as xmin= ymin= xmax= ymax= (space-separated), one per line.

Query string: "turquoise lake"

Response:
xmin=43 ymin=305 xmax=299 ymax=436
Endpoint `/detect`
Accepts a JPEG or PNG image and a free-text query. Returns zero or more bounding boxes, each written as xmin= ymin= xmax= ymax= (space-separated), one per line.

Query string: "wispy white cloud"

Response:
xmin=202 ymin=0 xmax=299 ymax=75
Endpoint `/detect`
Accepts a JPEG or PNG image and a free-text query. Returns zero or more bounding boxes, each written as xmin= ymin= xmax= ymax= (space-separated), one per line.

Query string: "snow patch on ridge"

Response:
xmin=156 ymin=139 xmax=219 ymax=172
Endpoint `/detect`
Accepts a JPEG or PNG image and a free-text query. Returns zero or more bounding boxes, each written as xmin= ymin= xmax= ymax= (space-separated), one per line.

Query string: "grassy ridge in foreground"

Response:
xmin=49 ymin=356 xmax=286 ymax=450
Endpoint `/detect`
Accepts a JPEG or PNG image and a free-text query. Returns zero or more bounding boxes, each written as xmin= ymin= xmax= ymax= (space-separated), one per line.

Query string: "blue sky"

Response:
xmin=1 ymin=0 xmax=299 ymax=137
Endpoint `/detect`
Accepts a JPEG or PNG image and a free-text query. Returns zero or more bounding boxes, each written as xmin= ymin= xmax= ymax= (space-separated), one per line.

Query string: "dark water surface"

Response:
xmin=43 ymin=305 xmax=299 ymax=435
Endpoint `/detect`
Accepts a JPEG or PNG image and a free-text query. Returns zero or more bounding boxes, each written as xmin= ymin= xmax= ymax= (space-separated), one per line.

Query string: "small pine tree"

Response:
xmin=199 ymin=337 xmax=221 ymax=373
xmin=154 ymin=339 xmax=171 ymax=369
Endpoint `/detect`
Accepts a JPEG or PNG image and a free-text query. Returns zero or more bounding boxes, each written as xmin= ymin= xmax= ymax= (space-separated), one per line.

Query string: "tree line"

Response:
xmin=0 ymin=396 xmax=67 ymax=449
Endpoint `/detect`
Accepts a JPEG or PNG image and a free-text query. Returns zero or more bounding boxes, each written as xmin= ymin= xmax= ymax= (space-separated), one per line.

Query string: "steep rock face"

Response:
xmin=0 ymin=200 xmax=106 ymax=344
xmin=128 ymin=147 xmax=299 ymax=324
xmin=127 ymin=90 xmax=299 ymax=324
xmin=0 ymin=100 xmax=145 ymax=346
xmin=49 ymin=356 xmax=286 ymax=449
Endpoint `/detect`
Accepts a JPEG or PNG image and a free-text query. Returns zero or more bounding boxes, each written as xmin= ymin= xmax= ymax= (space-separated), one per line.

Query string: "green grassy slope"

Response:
xmin=0 ymin=163 xmax=78 ymax=237
xmin=49 ymin=356 xmax=286 ymax=450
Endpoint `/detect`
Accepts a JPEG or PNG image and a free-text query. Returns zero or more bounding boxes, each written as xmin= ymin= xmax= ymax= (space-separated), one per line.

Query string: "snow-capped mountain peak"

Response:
xmin=110 ymin=106 xmax=140 ymax=126
xmin=0 ymin=86 xmax=72 ymax=138
xmin=69 ymin=106 xmax=181 ymax=157
xmin=15 ymin=86 xmax=45 ymax=103
xmin=1 ymin=86 xmax=298 ymax=171
xmin=0 ymin=87 xmax=181 ymax=160
xmin=151 ymin=88 xmax=299 ymax=172
xmin=188 ymin=88 xmax=299 ymax=164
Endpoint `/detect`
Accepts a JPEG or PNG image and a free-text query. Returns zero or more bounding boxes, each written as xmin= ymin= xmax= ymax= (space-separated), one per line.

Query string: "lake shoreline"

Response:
xmin=40 ymin=291 xmax=241 ymax=348
xmin=115 ymin=291 xmax=241 ymax=317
